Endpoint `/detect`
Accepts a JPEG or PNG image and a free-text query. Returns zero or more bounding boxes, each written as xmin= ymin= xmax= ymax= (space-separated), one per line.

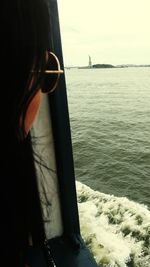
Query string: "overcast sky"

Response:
xmin=57 ymin=0 xmax=150 ymax=67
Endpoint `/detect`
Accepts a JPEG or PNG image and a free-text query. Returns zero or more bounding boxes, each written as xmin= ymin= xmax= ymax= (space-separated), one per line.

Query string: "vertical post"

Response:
xmin=46 ymin=1 xmax=99 ymax=266
xmin=47 ymin=0 xmax=80 ymax=236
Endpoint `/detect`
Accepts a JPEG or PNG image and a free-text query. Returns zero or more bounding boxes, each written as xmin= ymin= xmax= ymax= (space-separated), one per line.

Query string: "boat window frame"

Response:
xmin=44 ymin=0 xmax=99 ymax=266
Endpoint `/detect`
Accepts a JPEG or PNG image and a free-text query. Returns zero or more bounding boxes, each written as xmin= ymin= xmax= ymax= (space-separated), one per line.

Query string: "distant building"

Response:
xmin=78 ymin=55 xmax=93 ymax=69
xmin=88 ymin=55 xmax=93 ymax=68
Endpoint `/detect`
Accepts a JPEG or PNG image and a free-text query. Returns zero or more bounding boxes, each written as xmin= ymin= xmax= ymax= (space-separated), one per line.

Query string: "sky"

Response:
xmin=57 ymin=0 xmax=150 ymax=67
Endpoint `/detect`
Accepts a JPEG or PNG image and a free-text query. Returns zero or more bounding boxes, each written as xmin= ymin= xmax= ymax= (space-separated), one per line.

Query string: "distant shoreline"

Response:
xmin=65 ymin=64 xmax=150 ymax=69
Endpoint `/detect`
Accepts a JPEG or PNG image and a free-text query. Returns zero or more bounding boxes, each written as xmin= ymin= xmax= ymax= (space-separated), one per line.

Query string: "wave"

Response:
xmin=76 ymin=181 xmax=150 ymax=267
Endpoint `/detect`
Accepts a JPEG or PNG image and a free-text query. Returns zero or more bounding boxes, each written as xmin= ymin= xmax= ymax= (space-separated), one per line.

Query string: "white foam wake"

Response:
xmin=76 ymin=181 xmax=150 ymax=267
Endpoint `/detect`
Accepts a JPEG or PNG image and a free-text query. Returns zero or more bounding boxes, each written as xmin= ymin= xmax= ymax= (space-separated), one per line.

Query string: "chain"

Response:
xmin=44 ymin=239 xmax=56 ymax=267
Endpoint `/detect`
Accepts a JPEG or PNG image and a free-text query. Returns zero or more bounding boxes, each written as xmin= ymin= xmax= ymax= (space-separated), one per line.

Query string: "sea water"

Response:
xmin=65 ymin=67 xmax=150 ymax=266
xmin=76 ymin=181 xmax=150 ymax=267
xmin=65 ymin=67 xmax=150 ymax=208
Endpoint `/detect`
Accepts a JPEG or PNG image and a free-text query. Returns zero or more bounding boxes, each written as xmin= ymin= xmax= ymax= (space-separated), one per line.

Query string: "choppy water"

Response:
xmin=77 ymin=181 xmax=150 ymax=267
xmin=65 ymin=67 xmax=150 ymax=207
